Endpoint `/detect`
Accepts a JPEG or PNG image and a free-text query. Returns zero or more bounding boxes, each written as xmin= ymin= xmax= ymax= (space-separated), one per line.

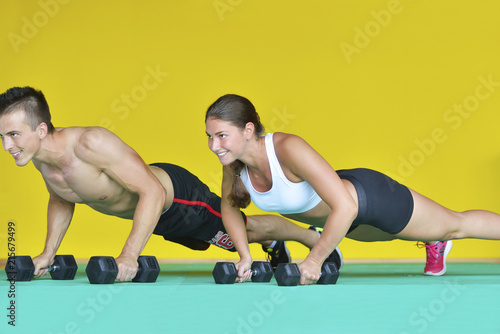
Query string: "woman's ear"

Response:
xmin=244 ymin=122 xmax=255 ymax=139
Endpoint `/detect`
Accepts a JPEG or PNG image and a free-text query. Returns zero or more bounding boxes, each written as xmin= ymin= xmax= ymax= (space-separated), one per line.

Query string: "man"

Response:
xmin=0 ymin=86 xmax=341 ymax=281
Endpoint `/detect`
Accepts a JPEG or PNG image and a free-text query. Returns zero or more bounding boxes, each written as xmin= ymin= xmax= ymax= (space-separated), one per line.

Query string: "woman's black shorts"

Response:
xmin=337 ymin=168 xmax=414 ymax=234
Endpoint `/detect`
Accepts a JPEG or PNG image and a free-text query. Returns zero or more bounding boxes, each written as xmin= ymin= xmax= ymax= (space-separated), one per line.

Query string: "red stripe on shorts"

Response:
xmin=173 ymin=198 xmax=222 ymax=218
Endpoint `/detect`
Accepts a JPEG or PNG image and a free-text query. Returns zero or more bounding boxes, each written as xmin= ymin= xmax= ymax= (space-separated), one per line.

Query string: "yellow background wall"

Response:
xmin=1 ymin=0 xmax=499 ymax=261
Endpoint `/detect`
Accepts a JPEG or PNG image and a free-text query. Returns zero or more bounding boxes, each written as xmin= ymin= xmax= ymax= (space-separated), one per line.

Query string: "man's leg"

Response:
xmin=246 ymin=215 xmax=343 ymax=269
xmin=245 ymin=215 xmax=319 ymax=248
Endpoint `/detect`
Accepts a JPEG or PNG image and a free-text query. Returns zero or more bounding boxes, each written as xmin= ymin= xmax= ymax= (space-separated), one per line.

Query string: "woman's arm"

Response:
xmin=275 ymin=133 xmax=358 ymax=284
xmin=220 ymin=164 xmax=253 ymax=281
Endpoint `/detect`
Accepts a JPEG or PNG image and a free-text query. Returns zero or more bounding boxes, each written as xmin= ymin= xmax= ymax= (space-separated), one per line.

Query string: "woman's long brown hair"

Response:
xmin=205 ymin=94 xmax=264 ymax=208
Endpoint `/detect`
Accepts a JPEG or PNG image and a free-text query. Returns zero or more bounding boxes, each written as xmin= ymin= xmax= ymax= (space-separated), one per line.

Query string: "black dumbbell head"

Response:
xmin=133 ymin=256 xmax=160 ymax=283
xmin=212 ymin=262 xmax=237 ymax=284
xmin=85 ymin=256 xmax=118 ymax=284
xmin=317 ymin=262 xmax=339 ymax=285
xmin=5 ymin=256 xmax=34 ymax=281
xmin=50 ymin=255 xmax=78 ymax=280
xmin=275 ymin=263 xmax=301 ymax=286
xmin=250 ymin=261 xmax=273 ymax=283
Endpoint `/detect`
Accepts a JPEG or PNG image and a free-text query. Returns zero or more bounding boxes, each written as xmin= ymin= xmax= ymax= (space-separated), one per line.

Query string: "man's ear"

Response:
xmin=37 ymin=122 xmax=48 ymax=139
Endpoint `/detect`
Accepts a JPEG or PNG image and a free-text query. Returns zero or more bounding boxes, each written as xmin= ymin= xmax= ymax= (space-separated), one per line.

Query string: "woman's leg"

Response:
xmin=346 ymin=225 xmax=398 ymax=241
xmin=395 ymin=188 xmax=500 ymax=241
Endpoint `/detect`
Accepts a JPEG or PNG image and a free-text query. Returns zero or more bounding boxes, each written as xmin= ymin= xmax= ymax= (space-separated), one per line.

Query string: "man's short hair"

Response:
xmin=0 ymin=86 xmax=55 ymax=133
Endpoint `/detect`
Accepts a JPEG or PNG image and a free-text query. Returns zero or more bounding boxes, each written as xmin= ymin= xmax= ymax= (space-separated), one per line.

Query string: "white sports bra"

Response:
xmin=240 ymin=133 xmax=322 ymax=214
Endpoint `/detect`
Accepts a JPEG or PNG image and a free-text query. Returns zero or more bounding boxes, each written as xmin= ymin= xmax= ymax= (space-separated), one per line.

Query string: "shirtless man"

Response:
xmin=0 ymin=86 xmax=341 ymax=282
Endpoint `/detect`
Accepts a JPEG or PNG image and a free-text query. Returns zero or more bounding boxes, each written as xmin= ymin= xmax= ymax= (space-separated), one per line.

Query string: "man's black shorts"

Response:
xmin=150 ymin=163 xmax=245 ymax=251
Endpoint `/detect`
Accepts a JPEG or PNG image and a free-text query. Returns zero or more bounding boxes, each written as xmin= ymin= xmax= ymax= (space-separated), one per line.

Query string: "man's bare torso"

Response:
xmin=33 ymin=127 xmax=174 ymax=219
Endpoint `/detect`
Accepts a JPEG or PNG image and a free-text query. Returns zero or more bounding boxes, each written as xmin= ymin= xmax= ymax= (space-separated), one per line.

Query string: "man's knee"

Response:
xmin=246 ymin=215 xmax=273 ymax=241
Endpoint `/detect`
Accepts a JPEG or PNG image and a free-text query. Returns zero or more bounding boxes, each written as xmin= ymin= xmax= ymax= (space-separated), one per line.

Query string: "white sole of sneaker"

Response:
xmin=424 ymin=240 xmax=453 ymax=276
xmin=283 ymin=241 xmax=291 ymax=262
xmin=335 ymin=247 xmax=343 ymax=271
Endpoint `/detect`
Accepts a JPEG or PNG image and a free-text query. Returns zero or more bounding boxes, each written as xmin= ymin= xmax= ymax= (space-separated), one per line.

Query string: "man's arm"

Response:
xmin=33 ymin=181 xmax=75 ymax=277
xmin=76 ymin=127 xmax=166 ymax=281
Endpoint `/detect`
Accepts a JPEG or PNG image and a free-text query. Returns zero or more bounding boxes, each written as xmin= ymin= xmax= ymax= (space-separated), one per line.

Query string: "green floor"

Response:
xmin=2 ymin=262 xmax=499 ymax=333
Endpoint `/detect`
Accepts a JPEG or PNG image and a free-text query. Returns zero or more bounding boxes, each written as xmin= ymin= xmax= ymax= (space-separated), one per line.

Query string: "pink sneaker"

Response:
xmin=424 ymin=241 xmax=453 ymax=276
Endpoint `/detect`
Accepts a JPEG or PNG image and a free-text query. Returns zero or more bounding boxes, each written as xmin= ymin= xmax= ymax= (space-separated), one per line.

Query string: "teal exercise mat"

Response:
xmin=2 ymin=262 xmax=499 ymax=333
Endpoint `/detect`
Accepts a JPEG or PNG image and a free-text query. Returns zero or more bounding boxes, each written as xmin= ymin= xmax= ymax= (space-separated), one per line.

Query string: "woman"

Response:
xmin=204 ymin=94 xmax=500 ymax=285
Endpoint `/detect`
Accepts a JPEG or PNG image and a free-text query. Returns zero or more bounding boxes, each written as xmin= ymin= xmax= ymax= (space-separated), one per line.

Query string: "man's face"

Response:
xmin=0 ymin=109 xmax=41 ymax=166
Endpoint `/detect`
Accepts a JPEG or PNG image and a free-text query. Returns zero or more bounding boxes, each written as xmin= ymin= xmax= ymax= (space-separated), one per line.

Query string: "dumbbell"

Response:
xmin=212 ymin=261 xmax=274 ymax=284
xmin=4 ymin=255 xmax=78 ymax=281
xmin=275 ymin=262 xmax=339 ymax=286
xmin=85 ymin=256 xmax=160 ymax=284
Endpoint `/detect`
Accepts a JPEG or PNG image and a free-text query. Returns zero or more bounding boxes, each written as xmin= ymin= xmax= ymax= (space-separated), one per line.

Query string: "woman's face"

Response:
xmin=206 ymin=117 xmax=250 ymax=166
